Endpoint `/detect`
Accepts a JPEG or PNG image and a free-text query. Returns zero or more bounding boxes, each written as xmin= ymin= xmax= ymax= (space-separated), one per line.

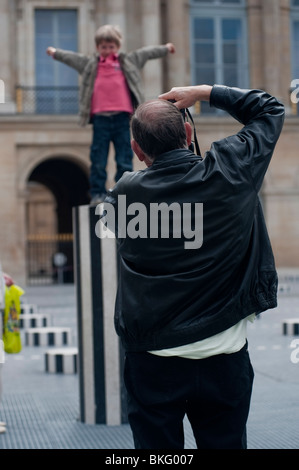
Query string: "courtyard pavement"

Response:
xmin=0 ymin=273 xmax=299 ymax=451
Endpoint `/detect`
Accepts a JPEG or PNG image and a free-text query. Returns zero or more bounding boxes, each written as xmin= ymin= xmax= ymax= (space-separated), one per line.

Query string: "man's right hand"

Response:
xmin=159 ymin=85 xmax=212 ymax=109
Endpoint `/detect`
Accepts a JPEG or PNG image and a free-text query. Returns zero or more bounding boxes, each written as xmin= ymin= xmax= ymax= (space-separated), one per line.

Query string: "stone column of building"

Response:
xmin=257 ymin=0 xmax=297 ymax=267
xmin=279 ymin=0 xmax=292 ymax=107
xmin=261 ymin=0 xmax=291 ymax=104
xmin=140 ymin=0 xmax=163 ymax=100
xmin=262 ymin=0 xmax=280 ymax=97
xmin=164 ymin=0 xmax=191 ymax=89
xmin=247 ymin=0 xmax=264 ymax=90
xmin=0 ymin=0 xmax=15 ymax=112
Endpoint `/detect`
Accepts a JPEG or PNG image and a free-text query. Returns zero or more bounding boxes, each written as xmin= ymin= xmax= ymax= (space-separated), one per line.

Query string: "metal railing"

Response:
xmin=16 ymin=86 xmax=79 ymax=114
xmin=26 ymin=233 xmax=74 ymax=285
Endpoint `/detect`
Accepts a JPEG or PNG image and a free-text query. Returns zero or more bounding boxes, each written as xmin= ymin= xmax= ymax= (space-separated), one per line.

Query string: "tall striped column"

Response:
xmin=73 ymin=204 xmax=127 ymax=425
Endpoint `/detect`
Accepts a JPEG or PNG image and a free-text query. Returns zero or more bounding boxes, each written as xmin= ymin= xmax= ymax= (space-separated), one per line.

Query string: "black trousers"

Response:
xmin=124 ymin=343 xmax=254 ymax=449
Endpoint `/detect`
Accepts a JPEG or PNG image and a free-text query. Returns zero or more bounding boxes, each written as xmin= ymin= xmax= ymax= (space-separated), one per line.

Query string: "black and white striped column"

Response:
xmin=283 ymin=319 xmax=299 ymax=336
xmin=73 ymin=204 xmax=127 ymax=425
xmin=25 ymin=327 xmax=72 ymax=346
xmin=45 ymin=348 xmax=78 ymax=374
xmin=20 ymin=304 xmax=38 ymax=314
xmin=20 ymin=313 xmax=50 ymax=328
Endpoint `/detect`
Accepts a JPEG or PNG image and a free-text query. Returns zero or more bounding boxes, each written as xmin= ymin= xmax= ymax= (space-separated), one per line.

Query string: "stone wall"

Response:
xmin=0 ymin=0 xmax=298 ymax=285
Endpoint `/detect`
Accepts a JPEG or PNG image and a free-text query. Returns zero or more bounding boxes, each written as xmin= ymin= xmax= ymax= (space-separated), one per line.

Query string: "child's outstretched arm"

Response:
xmin=128 ymin=43 xmax=176 ymax=69
xmin=46 ymin=46 xmax=89 ymax=74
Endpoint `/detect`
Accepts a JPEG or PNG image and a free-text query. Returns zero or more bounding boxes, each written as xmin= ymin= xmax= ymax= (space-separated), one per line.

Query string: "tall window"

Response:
xmin=190 ymin=0 xmax=248 ymax=114
xmin=35 ymin=9 xmax=78 ymax=114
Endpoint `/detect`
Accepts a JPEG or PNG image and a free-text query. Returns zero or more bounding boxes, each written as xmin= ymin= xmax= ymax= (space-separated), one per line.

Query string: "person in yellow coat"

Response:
xmin=0 ymin=271 xmax=23 ymax=434
xmin=2 ymin=277 xmax=24 ymax=355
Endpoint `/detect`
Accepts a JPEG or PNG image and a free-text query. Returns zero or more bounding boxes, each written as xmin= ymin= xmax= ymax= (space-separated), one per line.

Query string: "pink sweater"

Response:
xmin=91 ymin=54 xmax=134 ymax=115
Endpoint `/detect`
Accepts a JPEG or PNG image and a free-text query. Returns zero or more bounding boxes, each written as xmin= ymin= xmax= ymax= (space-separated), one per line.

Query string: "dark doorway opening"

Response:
xmin=26 ymin=158 xmax=90 ymax=284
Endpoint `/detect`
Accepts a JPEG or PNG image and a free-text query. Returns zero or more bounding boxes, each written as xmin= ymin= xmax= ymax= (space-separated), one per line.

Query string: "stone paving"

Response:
xmin=0 ymin=281 xmax=298 ymax=450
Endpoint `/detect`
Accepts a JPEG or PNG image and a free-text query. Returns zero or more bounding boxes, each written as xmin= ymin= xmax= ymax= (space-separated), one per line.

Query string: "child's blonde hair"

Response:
xmin=95 ymin=24 xmax=122 ymax=48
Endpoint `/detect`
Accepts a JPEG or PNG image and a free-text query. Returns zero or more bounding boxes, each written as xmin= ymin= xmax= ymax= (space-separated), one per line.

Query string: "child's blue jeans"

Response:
xmin=90 ymin=112 xmax=133 ymax=196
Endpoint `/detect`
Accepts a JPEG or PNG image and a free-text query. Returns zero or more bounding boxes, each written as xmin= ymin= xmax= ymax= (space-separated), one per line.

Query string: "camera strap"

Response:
xmin=185 ymin=108 xmax=201 ymax=157
xmin=168 ymin=99 xmax=201 ymax=157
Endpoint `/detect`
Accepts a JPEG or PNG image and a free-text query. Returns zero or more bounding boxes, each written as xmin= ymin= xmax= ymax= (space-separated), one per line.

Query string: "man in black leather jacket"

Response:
xmin=102 ymin=84 xmax=285 ymax=449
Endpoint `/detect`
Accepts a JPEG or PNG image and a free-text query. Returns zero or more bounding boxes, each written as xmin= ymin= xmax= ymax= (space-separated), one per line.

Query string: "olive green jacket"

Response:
xmin=54 ymin=45 xmax=169 ymax=126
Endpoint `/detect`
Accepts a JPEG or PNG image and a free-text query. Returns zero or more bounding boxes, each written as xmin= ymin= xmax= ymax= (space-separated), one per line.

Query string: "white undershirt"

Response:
xmin=149 ymin=314 xmax=255 ymax=359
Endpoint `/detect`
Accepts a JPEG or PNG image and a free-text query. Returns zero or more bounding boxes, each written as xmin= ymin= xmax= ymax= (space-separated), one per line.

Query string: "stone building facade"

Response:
xmin=0 ymin=0 xmax=298 ymax=285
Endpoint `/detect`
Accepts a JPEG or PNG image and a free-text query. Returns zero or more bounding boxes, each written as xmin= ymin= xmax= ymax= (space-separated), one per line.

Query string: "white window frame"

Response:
xmin=16 ymin=1 xmax=95 ymax=87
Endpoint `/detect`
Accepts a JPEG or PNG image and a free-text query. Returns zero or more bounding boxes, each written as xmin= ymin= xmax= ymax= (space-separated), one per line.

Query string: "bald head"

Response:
xmin=131 ymin=99 xmax=188 ymax=159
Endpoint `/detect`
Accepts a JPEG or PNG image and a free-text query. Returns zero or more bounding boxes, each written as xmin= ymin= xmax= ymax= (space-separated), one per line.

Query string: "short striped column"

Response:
xmin=20 ymin=304 xmax=38 ymax=314
xmin=25 ymin=327 xmax=72 ymax=347
xmin=282 ymin=319 xmax=299 ymax=336
xmin=73 ymin=204 xmax=127 ymax=425
xmin=20 ymin=313 xmax=50 ymax=329
xmin=45 ymin=347 xmax=78 ymax=374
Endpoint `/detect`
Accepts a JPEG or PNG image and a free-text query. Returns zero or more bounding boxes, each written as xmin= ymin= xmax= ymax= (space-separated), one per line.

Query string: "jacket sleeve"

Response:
xmin=53 ymin=48 xmax=90 ymax=74
xmin=209 ymin=85 xmax=285 ymax=192
xmin=127 ymin=45 xmax=169 ymax=69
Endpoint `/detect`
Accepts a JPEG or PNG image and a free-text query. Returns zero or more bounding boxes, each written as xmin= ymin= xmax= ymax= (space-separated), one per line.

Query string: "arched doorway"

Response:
xmin=26 ymin=157 xmax=90 ymax=285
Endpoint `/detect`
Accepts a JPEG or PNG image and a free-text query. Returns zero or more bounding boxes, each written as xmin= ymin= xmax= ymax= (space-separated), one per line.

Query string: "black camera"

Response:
xmin=167 ymin=99 xmax=186 ymax=121
xmin=167 ymin=100 xmax=200 ymax=156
